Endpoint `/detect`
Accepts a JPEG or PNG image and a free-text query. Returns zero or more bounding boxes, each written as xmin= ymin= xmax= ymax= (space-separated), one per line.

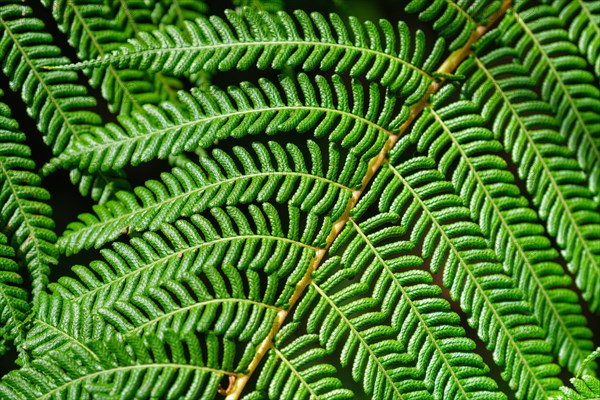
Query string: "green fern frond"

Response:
xmin=355 ymin=155 xmax=562 ymax=399
xmin=45 ymin=74 xmax=399 ymax=175
xmin=541 ymin=0 xmax=600 ymax=79
xmin=53 ymin=204 xmax=321 ymax=310
xmin=140 ymin=0 xmax=209 ymax=28
xmin=459 ymin=35 xmax=600 ymax=313
xmin=0 ymin=92 xmax=58 ymax=302
xmin=557 ymin=348 xmax=600 ymax=400
xmin=282 ymin=209 xmax=506 ymax=399
xmin=407 ymin=85 xmax=595 ymax=374
xmin=0 ymin=2 xmax=129 ymax=202
xmin=1 ymin=330 xmax=238 ymax=399
xmin=247 ymin=329 xmax=355 ymax=400
xmin=0 ymin=233 xmax=28 ymax=357
xmin=57 ymin=8 xmax=445 ymax=96
xmin=405 ymin=0 xmax=503 ymax=50
xmin=0 ymin=3 xmax=99 ymax=154
xmin=41 ymin=0 xmax=175 ymax=115
xmin=499 ymin=4 xmax=600 ymax=198
xmin=99 ymin=264 xmax=280 ymax=339
xmin=57 ymin=140 xmax=360 ymax=255
xmin=18 ymin=294 xmax=105 ymax=363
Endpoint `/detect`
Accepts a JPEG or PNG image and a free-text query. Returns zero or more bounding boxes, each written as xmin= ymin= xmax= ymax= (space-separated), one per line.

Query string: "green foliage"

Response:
xmin=0 ymin=1 xmax=598 ymax=400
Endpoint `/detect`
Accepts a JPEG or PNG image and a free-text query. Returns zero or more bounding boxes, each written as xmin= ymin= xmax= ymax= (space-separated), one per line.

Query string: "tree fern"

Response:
xmin=0 ymin=1 xmax=598 ymax=400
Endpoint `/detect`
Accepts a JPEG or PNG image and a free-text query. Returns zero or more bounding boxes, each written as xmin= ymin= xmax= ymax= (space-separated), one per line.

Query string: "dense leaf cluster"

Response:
xmin=0 ymin=0 xmax=598 ymax=399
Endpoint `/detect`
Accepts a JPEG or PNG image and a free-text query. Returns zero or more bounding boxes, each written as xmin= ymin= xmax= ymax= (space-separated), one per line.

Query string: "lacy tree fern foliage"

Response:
xmin=0 ymin=0 xmax=598 ymax=399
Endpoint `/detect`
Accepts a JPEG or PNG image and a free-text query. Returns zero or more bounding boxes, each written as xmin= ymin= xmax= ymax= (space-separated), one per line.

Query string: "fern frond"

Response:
xmin=134 ymin=0 xmax=209 ymax=29
xmin=542 ymin=0 xmax=600 ymax=79
xmin=53 ymin=204 xmax=320 ymax=311
xmin=459 ymin=36 xmax=600 ymax=313
xmin=557 ymin=348 xmax=600 ymax=400
xmin=18 ymin=294 xmax=105 ymax=363
xmin=408 ymin=86 xmax=595 ymax=374
xmin=59 ymin=8 xmax=445 ymax=96
xmin=57 ymin=140 xmax=359 ymax=255
xmin=355 ymin=155 xmax=562 ymax=399
xmin=0 ymin=2 xmax=130 ymax=202
xmin=41 ymin=0 xmax=174 ymax=115
xmin=247 ymin=327 xmax=362 ymax=400
xmin=0 ymin=233 xmax=28 ymax=356
xmin=0 ymin=92 xmax=58 ymax=302
xmin=405 ymin=0 xmax=502 ymax=50
xmin=0 ymin=3 xmax=99 ymax=154
xmin=98 ymin=265 xmax=280 ymax=340
xmin=499 ymin=4 xmax=600 ymax=198
xmin=22 ymin=263 xmax=280 ymax=367
xmin=280 ymin=210 xmax=506 ymax=399
xmin=1 ymin=331 xmax=238 ymax=399
xmin=45 ymin=74 xmax=399 ymax=175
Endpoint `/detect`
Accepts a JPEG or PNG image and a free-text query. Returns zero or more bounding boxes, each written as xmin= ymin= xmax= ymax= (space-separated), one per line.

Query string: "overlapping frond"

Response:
xmin=0 ymin=233 xmax=28 ymax=356
xmin=498 ymin=3 xmax=600 ymax=198
xmin=99 ymin=264 xmax=280 ymax=339
xmin=0 ymin=1 xmax=129 ymax=202
xmin=23 ymin=264 xmax=280 ymax=368
xmin=277 ymin=208 xmax=506 ymax=399
xmin=354 ymin=155 xmax=562 ymax=399
xmin=1 ymin=331 xmax=238 ymax=400
xmin=557 ymin=348 xmax=600 ymax=400
xmin=0 ymin=2 xmax=98 ymax=154
xmin=0 ymin=92 xmax=58 ymax=302
xmin=41 ymin=0 xmax=176 ymax=114
xmin=120 ymin=0 xmax=208 ymax=30
xmin=45 ymin=74 xmax=400 ymax=175
xmin=53 ymin=204 xmax=320 ymax=309
xmin=406 ymin=85 xmax=595 ymax=374
xmin=405 ymin=0 xmax=502 ymax=50
xmin=245 ymin=326 xmax=360 ymax=400
xmin=459 ymin=34 xmax=600 ymax=313
xmin=57 ymin=140 xmax=361 ymax=254
xmin=542 ymin=0 xmax=600 ymax=79
xmin=60 ymin=8 xmax=445 ymax=96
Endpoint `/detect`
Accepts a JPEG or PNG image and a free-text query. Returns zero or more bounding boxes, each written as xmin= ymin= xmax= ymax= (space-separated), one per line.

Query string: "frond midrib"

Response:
xmin=349 ymin=217 xmax=471 ymax=399
xmin=574 ymin=0 xmax=600 ymax=39
xmin=272 ymin=346 xmax=321 ymax=399
xmin=388 ymin=162 xmax=551 ymax=399
xmin=429 ymin=107 xmax=588 ymax=365
xmin=32 ymin=318 xmax=99 ymax=363
xmin=473 ymin=55 xmax=600 ymax=290
xmin=445 ymin=0 xmax=476 ymax=25
xmin=84 ymin=41 xmax=434 ymax=80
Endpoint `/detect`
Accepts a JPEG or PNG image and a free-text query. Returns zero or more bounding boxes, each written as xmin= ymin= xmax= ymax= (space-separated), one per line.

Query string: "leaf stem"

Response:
xmin=224 ymin=3 xmax=512 ymax=398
